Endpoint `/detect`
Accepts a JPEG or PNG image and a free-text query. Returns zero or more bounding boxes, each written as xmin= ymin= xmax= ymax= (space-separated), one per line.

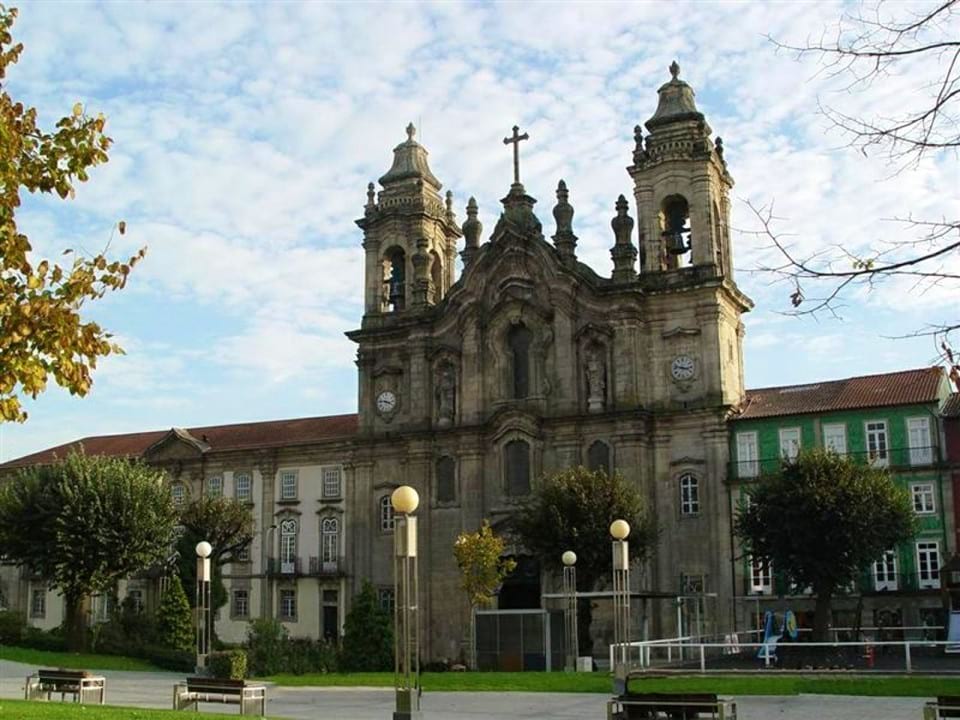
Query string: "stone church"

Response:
xmin=0 ymin=63 xmax=752 ymax=661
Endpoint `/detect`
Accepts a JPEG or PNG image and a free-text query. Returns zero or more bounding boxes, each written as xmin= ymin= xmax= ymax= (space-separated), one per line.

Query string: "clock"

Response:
xmin=376 ymin=390 xmax=397 ymax=414
xmin=671 ymin=355 xmax=696 ymax=381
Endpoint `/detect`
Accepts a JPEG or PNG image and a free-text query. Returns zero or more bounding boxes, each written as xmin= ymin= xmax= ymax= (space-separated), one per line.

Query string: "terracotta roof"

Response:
xmin=736 ymin=367 xmax=945 ymax=421
xmin=0 ymin=414 xmax=359 ymax=470
xmin=944 ymin=393 xmax=960 ymax=418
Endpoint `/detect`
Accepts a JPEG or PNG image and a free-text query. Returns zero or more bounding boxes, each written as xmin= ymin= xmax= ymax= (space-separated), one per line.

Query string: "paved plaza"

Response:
xmin=0 ymin=660 xmax=927 ymax=719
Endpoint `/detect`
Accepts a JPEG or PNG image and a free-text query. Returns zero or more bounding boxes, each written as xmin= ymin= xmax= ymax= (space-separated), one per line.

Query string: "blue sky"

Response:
xmin=2 ymin=0 xmax=957 ymax=462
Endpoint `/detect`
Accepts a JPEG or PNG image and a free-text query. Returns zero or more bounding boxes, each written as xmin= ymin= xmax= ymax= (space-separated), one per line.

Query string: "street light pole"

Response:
xmin=195 ymin=540 xmax=213 ymax=673
xmin=610 ymin=519 xmax=631 ymax=694
xmin=561 ymin=550 xmax=578 ymax=672
xmin=391 ymin=486 xmax=421 ymax=720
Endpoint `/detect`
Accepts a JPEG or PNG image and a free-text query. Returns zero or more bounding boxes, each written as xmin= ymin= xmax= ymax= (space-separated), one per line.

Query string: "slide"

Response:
xmin=756 ymin=611 xmax=782 ymax=662
xmin=947 ymin=611 xmax=960 ymax=654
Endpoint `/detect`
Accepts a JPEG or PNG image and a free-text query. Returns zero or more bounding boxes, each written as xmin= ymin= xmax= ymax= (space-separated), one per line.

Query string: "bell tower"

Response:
xmin=629 ymin=62 xmax=734 ymax=277
xmin=356 ymin=123 xmax=461 ymax=317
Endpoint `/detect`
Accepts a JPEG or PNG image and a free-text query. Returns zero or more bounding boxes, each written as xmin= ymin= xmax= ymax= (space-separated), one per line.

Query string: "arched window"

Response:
xmin=279 ymin=518 xmax=298 ymax=572
xmin=321 ymin=517 xmax=339 ymax=564
xmin=661 ymin=194 xmax=691 ymax=263
xmin=379 ymin=495 xmax=395 ymax=532
xmin=382 ymin=246 xmax=406 ymax=312
xmin=679 ymin=474 xmax=700 ymax=516
xmin=430 ymin=250 xmax=443 ymax=303
xmin=436 ymin=456 xmax=456 ymax=503
xmin=505 ymin=439 xmax=531 ymax=496
xmin=587 ymin=441 xmax=611 ymax=476
xmin=508 ymin=324 xmax=533 ymax=399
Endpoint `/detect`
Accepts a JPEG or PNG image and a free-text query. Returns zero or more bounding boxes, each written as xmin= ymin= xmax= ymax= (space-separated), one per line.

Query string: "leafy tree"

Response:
xmin=156 ymin=573 xmax=193 ymax=653
xmin=341 ymin=581 xmax=392 ymax=672
xmin=0 ymin=451 xmax=177 ymax=650
xmin=735 ymin=448 xmax=918 ymax=640
xmin=511 ymin=466 xmax=658 ymax=655
xmin=453 ymin=520 xmax=516 ymax=666
xmin=0 ymin=6 xmax=145 ymax=422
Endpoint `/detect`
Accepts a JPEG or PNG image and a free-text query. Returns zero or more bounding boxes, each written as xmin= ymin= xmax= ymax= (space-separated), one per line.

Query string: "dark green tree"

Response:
xmin=0 ymin=451 xmax=177 ymax=650
xmin=735 ymin=448 xmax=919 ymax=640
xmin=156 ymin=573 xmax=193 ymax=653
xmin=341 ymin=581 xmax=393 ymax=671
xmin=511 ymin=466 xmax=658 ymax=654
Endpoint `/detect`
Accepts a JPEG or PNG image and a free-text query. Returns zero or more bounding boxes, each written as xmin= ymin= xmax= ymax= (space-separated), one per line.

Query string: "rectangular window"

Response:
xmin=380 ymin=496 xmax=395 ymax=532
xmin=322 ymin=466 xmax=342 ymax=499
xmin=280 ymin=471 xmax=298 ymax=500
xmin=207 ymin=476 xmax=223 ymax=498
xmin=237 ymin=545 xmax=251 ymax=563
xmin=749 ymin=557 xmax=772 ymax=595
xmin=279 ymin=589 xmax=297 ymax=620
xmin=823 ymin=423 xmax=847 ymax=455
xmin=873 ymin=550 xmax=898 ymax=591
xmin=235 ymin=472 xmax=252 ymax=502
xmin=378 ymin=588 xmax=395 ymax=613
xmin=679 ymin=474 xmax=700 ymax=516
xmin=912 ymin=483 xmax=936 ymax=514
xmin=736 ymin=432 xmax=759 ymax=478
xmin=126 ymin=589 xmax=144 ymax=613
xmin=907 ymin=417 xmax=933 ymax=465
xmin=917 ymin=541 xmax=941 ymax=589
xmin=30 ymin=587 xmax=46 ymax=618
xmin=171 ymin=484 xmax=185 ymax=506
xmin=865 ymin=421 xmax=889 ymax=467
xmin=232 ymin=589 xmax=250 ymax=618
xmin=779 ymin=427 xmax=801 ymax=461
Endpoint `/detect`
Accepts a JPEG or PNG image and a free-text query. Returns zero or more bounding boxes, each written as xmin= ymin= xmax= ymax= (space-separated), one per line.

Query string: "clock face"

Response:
xmin=671 ymin=355 xmax=696 ymax=381
xmin=376 ymin=390 xmax=397 ymax=414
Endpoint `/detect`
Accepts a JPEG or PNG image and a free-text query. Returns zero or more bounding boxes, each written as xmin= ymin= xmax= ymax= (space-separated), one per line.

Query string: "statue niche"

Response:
xmin=585 ymin=343 xmax=607 ymax=413
xmin=435 ymin=361 xmax=456 ymax=428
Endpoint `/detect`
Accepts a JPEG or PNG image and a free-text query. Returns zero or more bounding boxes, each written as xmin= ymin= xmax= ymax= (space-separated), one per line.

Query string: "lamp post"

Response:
xmin=391 ymin=486 xmax=421 ymax=720
xmin=561 ymin=550 xmax=578 ymax=672
xmin=195 ymin=540 xmax=213 ymax=673
xmin=610 ymin=519 xmax=630 ymax=694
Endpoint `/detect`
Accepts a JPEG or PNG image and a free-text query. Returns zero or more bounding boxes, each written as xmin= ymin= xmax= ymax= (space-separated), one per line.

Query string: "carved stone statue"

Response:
xmin=436 ymin=363 xmax=456 ymax=427
xmin=585 ymin=347 xmax=606 ymax=413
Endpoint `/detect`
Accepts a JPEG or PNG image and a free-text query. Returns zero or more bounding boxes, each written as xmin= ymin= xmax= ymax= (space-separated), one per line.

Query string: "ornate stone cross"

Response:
xmin=503 ymin=125 xmax=529 ymax=184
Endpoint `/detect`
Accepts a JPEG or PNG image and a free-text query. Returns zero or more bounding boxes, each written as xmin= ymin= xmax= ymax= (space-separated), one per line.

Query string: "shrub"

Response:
xmin=21 ymin=626 xmax=66 ymax=652
xmin=284 ymin=637 xmax=338 ymax=675
xmin=208 ymin=649 xmax=247 ymax=679
xmin=142 ymin=644 xmax=195 ymax=673
xmin=246 ymin=618 xmax=288 ymax=676
xmin=341 ymin=581 xmax=392 ymax=672
xmin=157 ymin=575 xmax=193 ymax=653
xmin=0 ymin=610 xmax=25 ymax=644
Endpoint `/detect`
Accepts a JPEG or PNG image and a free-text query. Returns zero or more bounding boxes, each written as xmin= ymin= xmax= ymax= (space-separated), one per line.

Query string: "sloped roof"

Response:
xmin=0 ymin=414 xmax=359 ymax=470
xmin=736 ymin=367 xmax=945 ymax=421
xmin=943 ymin=392 xmax=960 ymax=418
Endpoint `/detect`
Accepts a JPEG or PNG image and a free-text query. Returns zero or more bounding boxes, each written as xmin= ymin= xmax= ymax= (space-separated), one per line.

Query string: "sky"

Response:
xmin=2 ymin=0 xmax=957 ymax=462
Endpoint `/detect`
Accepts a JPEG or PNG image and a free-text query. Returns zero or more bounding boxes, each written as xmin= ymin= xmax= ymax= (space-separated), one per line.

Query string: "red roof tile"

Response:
xmin=0 ymin=414 xmax=359 ymax=470
xmin=736 ymin=367 xmax=945 ymax=420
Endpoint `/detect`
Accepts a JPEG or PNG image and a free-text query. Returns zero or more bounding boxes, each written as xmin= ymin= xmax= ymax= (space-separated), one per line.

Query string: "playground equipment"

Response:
xmin=756 ymin=610 xmax=797 ymax=664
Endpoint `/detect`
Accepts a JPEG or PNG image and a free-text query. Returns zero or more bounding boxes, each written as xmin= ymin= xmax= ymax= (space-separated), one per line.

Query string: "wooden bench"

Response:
xmin=25 ymin=668 xmax=105 ymax=705
xmin=607 ymin=692 xmax=737 ymax=720
xmin=924 ymin=696 xmax=960 ymax=719
xmin=173 ymin=676 xmax=266 ymax=716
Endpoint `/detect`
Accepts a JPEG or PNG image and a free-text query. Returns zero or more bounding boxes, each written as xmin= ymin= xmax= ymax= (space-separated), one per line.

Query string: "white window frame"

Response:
xmin=823 ymin=423 xmax=847 ymax=455
xmin=30 ymin=586 xmax=46 ymax=618
xmin=126 ymin=588 xmax=144 ymax=613
xmin=916 ymin=541 xmax=941 ymax=590
xmin=279 ymin=471 xmax=298 ymax=501
xmin=321 ymin=517 xmax=339 ymax=567
xmin=235 ymin=472 xmax=252 ymax=502
xmin=379 ymin=495 xmax=395 ymax=532
xmin=171 ymin=484 xmax=185 ymax=506
xmin=237 ymin=545 xmax=251 ymax=563
xmin=279 ymin=518 xmax=297 ymax=574
xmin=911 ymin=483 xmax=936 ymax=514
xmin=279 ymin=588 xmax=297 ymax=621
xmin=232 ymin=589 xmax=250 ymax=618
xmin=207 ymin=475 xmax=223 ymax=498
xmin=873 ymin=549 xmax=898 ymax=591
xmin=865 ymin=420 xmax=889 ymax=467
xmin=749 ymin=557 xmax=772 ymax=595
xmin=736 ymin=432 xmax=759 ymax=478
xmin=321 ymin=466 xmax=342 ymax=499
xmin=779 ymin=427 xmax=801 ymax=461
xmin=679 ymin=474 xmax=700 ymax=516
xmin=907 ymin=417 xmax=933 ymax=465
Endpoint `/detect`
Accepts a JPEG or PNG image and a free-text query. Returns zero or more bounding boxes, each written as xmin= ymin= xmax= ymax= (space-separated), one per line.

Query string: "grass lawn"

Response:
xmin=0 ymin=699 xmax=277 ymax=719
xmin=0 ymin=645 xmax=159 ymax=672
xmin=267 ymin=670 xmax=960 ymax=697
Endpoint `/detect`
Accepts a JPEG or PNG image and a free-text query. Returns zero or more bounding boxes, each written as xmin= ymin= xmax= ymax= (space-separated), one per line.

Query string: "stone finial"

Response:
xmin=445 ymin=190 xmax=454 ymax=217
xmin=610 ymin=194 xmax=638 ymax=283
xmin=715 ymin=136 xmax=725 ymax=161
xmin=460 ymin=196 xmax=482 ymax=269
xmin=634 ymin=125 xmax=643 ymax=150
xmin=670 ymin=60 xmax=680 ymax=80
xmin=366 ymin=182 xmax=376 ymax=208
xmin=552 ymin=179 xmax=577 ymax=266
xmin=378 ymin=123 xmax=442 ymax=191
xmin=406 ymin=122 xmax=416 ymax=141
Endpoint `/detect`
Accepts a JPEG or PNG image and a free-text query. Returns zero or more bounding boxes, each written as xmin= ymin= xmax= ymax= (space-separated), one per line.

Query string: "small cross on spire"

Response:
xmin=503 ymin=124 xmax=529 ymax=185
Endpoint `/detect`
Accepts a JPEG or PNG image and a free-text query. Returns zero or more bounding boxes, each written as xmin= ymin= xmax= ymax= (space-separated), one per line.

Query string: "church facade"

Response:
xmin=1 ymin=65 xmax=754 ymax=660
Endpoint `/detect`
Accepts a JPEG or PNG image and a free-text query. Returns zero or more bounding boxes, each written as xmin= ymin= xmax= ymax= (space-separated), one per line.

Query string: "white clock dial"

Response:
xmin=671 ymin=355 xmax=696 ymax=381
xmin=376 ymin=391 xmax=397 ymax=414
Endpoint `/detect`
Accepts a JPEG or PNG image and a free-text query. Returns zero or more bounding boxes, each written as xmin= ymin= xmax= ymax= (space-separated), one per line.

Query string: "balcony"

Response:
xmin=309 ymin=556 xmax=346 ymax=577
xmin=730 ymin=445 xmax=942 ymax=481
xmin=266 ymin=557 xmax=301 ymax=577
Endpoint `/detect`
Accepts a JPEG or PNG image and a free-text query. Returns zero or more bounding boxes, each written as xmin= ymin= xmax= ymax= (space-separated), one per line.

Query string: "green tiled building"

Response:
xmin=728 ymin=367 xmax=955 ymax=634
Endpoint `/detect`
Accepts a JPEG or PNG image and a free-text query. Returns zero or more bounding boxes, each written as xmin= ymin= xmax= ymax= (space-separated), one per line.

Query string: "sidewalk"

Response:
xmin=0 ymin=660 xmax=926 ymax=719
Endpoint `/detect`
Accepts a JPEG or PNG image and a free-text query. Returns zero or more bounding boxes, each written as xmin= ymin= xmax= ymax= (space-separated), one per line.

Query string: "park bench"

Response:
xmin=24 ymin=668 xmax=106 ymax=704
xmin=924 ymin=696 xmax=960 ymax=719
xmin=607 ymin=691 xmax=737 ymax=720
xmin=173 ymin=676 xmax=266 ymax=716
